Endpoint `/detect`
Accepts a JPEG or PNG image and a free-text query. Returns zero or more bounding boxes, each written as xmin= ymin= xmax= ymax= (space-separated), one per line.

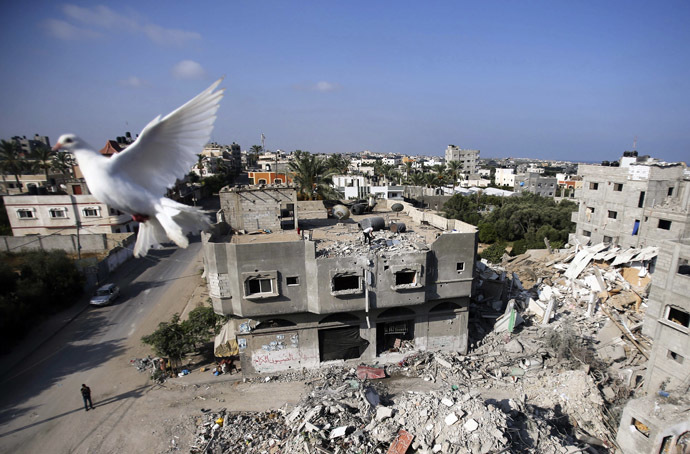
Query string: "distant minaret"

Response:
xmin=633 ymin=136 xmax=638 ymax=152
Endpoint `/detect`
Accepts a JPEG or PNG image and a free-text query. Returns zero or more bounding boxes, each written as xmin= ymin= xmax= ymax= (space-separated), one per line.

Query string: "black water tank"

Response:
xmin=351 ymin=204 xmax=366 ymax=215
xmin=358 ymin=217 xmax=385 ymax=231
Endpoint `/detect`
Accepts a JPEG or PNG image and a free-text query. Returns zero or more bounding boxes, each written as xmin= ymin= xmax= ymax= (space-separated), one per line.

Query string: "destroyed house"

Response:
xmin=203 ymin=186 xmax=477 ymax=375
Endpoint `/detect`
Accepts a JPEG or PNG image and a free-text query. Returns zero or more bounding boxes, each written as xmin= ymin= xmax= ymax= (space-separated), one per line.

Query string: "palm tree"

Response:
xmin=409 ymin=172 xmax=425 ymax=186
xmin=32 ymin=143 xmax=55 ymax=186
xmin=0 ymin=140 xmax=25 ymax=192
xmin=404 ymin=161 xmax=413 ymax=180
xmin=248 ymin=145 xmax=262 ymax=168
xmin=446 ymin=160 xmax=463 ymax=187
xmin=52 ymin=151 xmax=74 ymax=176
xmin=288 ymin=151 xmax=340 ymax=200
xmin=325 ymin=153 xmax=350 ymax=175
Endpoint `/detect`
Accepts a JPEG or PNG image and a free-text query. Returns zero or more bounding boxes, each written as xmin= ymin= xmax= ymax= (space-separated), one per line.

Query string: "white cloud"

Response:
xmin=172 ymin=60 xmax=207 ymax=80
xmin=119 ymin=76 xmax=147 ymax=88
xmin=47 ymin=4 xmax=200 ymax=45
xmin=314 ymin=81 xmax=340 ymax=92
xmin=43 ymin=19 xmax=101 ymax=40
xmin=294 ymin=81 xmax=342 ymax=92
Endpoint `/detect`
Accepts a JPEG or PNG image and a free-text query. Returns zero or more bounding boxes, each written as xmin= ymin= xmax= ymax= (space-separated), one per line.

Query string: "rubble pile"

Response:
xmin=189 ymin=366 xmax=597 ymax=454
xmin=316 ymin=229 xmax=432 ymax=258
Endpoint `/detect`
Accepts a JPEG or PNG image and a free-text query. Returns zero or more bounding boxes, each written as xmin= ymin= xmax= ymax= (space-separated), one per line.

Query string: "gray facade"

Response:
xmin=571 ymin=160 xmax=689 ymax=248
xmin=203 ymin=192 xmax=477 ymax=375
xmin=642 ymin=238 xmax=690 ymax=392
xmin=445 ymin=145 xmax=479 ymax=175
xmin=514 ymin=173 xmax=557 ymax=197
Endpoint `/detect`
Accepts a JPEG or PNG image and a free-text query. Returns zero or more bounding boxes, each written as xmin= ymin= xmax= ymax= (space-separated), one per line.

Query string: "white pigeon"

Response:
xmin=53 ymin=78 xmax=225 ymax=257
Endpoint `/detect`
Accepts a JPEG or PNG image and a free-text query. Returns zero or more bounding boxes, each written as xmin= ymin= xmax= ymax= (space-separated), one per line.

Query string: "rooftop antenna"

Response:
xmin=633 ymin=136 xmax=637 ymax=152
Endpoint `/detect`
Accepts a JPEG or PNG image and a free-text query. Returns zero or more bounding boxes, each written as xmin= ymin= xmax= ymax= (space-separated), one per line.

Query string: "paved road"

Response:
xmin=0 ymin=240 xmax=204 ymax=453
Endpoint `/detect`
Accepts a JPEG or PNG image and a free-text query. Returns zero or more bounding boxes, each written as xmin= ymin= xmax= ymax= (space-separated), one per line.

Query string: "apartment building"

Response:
xmin=494 ymin=168 xmax=515 ymax=188
xmin=514 ymin=173 xmax=557 ymax=197
xmin=3 ymin=192 xmax=136 ymax=236
xmin=641 ymin=238 xmax=690 ymax=392
xmin=445 ymin=145 xmax=479 ymax=175
xmin=571 ymin=156 xmax=689 ymax=248
xmin=203 ymin=186 xmax=477 ymax=375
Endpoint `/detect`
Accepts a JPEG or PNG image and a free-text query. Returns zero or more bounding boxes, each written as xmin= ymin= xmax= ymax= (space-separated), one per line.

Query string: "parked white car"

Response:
xmin=90 ymin=283 xmax=120 ymax=306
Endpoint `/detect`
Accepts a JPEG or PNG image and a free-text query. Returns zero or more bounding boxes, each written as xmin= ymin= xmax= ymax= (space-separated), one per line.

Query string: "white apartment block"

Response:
xmin=3 ymin=194 xmax=137 ymax=236
xmin=494 ymin=168 xmax=515 ymax=187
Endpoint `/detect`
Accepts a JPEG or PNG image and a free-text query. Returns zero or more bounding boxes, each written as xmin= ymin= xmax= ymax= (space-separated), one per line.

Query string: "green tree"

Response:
xmin=52 ymin=151 xmax=74 ymax=176
xmin=480 ymin=241 xmax=508 ymax=263
xmin=248 ymin=145 xmax=262 ymax=168
xmin=289 ymin=150 xmax=340 ymax=200
xmin=32 ymin=143 xmax=55 ymax=185
xmin=0 ymin=140 xmax=25 ymax=192
xmin=446 ymin=161 xmax=463 ymax=187
xmin=183 ymin=305 xmax=225 ymax=350
xmin=325 ymin=153 xmax=350 ymax=175
xmin=142 ymin=314 xmax=189 ymax=367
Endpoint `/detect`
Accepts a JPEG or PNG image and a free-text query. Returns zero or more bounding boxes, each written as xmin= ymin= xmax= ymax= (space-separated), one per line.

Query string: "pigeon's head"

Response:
xmin=52 ymin=134 xmax=83 ymax=151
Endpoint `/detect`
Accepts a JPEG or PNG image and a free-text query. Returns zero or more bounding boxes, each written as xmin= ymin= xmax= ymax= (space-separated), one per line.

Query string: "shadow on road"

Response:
xmin=0 ymin=384 xmax=153 ymax=438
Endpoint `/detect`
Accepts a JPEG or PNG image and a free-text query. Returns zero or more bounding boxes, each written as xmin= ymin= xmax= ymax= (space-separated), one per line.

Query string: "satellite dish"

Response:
xmin=332 ymin=204 xmax=351 ymax=220
xmin=391 ymin=203 xmax=404 ymax=212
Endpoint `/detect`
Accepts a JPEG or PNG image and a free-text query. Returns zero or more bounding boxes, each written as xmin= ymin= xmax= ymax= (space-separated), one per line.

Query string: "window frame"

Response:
xmin=49 ymin=207 xmax=68 ymax=219
xmin=16 ymin=208 xmax=36 ymax=219
xmin=242 ymin=271 xmax=279 ymax=299
xmin=82 ymin=207 xmax=101 ymax=218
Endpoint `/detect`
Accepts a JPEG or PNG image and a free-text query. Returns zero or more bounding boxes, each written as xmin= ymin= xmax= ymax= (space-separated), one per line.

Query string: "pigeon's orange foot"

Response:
xmin=132 ymin=214 xmax=150 ymax=222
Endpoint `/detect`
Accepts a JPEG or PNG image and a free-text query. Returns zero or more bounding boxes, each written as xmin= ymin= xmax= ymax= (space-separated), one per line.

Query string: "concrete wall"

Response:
xmin=219 ymin=186 xmax=296 ymax=232
xmin=643 ymin=239 xmax=690 ymax=392
xmin=0 ymin=232 xmax=134 ymax=253
xmin=236 ymin=299 xmax=469 ymax=376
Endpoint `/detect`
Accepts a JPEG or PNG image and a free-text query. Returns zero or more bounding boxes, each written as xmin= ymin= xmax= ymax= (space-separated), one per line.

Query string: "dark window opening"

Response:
xmin=332 ymin=275 xmax=360 ymax=291
xmin=286 ymin=276 xmax=299 ymax=286
xmin=667 ymin=350 xmax=684 ymax=364
xmin=668 ymin=187 xmax=674 ymax=196
xmin=395 ymin=270 xmax=417 ymax=286
xmin=678 ymin=259 xmax=690 ymax=276
xmin=603 ymin=236 xmax=613 ymax=244
xmin=613 ymin=183 xmax=623 ymax=191
xmin=247 ymin=278 xmax=272 ymax=295
xmin=633 ymin=220 xmax=640 ymax=236
xmin=376 ymin=320 xmax=414 ymax=355
xmin=583 ymin=230 xmax=591 ymax=237
xmin=456 ymin=262 xmax=465 ymax=272
xmin=319 ymin=326 xmax=368 ymax=361
xmin=658 ymin=219 xmax=671 ymax=230
xmin=638 ymin=191 xmax=645 ymax=208
xmin=257 ymin=179 xmax=267 ymax=184
xmin=589 ymin=182 xmax=599 ymax=190
xmin=255 ymin=319 xmax=296 ymax=330
xmin=667 ymin=307 xmax=689 ymax=328
xmin=608 ymin=210 xmax=617 ymax=219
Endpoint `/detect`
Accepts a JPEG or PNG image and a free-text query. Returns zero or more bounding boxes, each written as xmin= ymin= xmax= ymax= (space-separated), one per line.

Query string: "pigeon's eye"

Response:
xmin=65 ymin=138 xmax=73 ymax=143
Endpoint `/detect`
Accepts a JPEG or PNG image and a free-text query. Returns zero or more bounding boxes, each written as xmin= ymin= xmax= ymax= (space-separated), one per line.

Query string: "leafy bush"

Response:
xmin=0 ymin=250 xmax=85 ymax=352
xmin=480 ymin=241 xmax=507 ymax=264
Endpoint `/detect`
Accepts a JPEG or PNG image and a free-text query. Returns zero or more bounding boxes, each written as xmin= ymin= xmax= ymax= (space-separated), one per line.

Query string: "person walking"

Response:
xmin=81 ymin=384 xmax=94 ymax=411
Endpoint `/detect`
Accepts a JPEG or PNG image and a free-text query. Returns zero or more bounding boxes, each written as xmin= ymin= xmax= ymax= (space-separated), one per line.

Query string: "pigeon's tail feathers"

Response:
xmin=133 ymin=217 xmax=167 ymax=258
xmin=152 ymin=198 xmax=211 ymax=251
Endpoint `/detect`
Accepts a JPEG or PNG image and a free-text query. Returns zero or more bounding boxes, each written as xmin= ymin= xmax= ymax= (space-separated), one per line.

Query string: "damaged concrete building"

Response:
xmin=571 ymin=153 xmax=690 ymax=248
xmin=203 ymin=185 xmax=477 ymax=376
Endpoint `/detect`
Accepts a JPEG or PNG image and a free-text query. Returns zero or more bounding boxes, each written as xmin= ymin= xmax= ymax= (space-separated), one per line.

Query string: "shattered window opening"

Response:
xmin=456 ymin=262 xmax=465 ymax=273
xmin=666 ymin=307 xmax=689 ymax=329
xmin=395 ymin=270 xmax=417 ymax=286
xmin=613 ymin=183 xmax=623 ymax=191
xmin=677 ymin=258 xmax=690 ymax=276
xmin=632 ymin=418 xmax=650 ymax=438
xmin=331 ymin=273 xmax=362 ymax=294
xmin=658 ymin=219 xmax=672 ymax=230
xmin=667 ymin=350 xmax=684 ymax=364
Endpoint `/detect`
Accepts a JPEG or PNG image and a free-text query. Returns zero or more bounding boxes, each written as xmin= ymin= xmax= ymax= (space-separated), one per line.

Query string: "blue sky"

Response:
xmin=1 ymin=1 xmax=689 ymax=162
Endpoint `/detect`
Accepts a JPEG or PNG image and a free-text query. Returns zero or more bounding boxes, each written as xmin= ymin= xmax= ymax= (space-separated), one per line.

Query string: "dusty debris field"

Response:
xmin=152 ymin=244 xmax=656 ymax=454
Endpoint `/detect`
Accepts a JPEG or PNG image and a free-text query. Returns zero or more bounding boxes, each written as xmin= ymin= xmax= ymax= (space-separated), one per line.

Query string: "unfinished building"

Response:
xmin=203 ymin=186 xmax=477 ymax=375
xmin=571 ymin=154 xmax=690 ymax=248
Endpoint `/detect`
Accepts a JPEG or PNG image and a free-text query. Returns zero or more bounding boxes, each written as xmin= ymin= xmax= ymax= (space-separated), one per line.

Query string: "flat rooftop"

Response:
xmin=223 ymin=206 xmax=448 ymax=258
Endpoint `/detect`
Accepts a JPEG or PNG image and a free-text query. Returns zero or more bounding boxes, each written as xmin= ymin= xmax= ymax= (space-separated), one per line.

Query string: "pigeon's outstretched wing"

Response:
xmin=108 ymin=78 xmax=224 ymax=196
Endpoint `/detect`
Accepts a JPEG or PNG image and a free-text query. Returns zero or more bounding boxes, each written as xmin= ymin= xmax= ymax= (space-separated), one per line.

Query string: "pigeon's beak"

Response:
xmin=52 ymin=143 xmax=62 ymax=152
